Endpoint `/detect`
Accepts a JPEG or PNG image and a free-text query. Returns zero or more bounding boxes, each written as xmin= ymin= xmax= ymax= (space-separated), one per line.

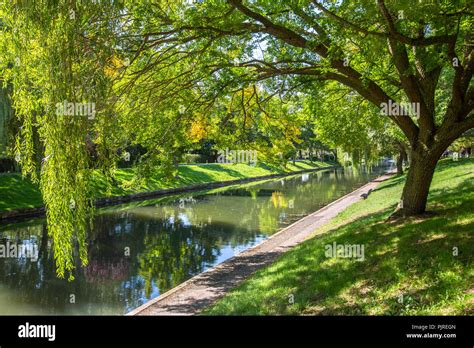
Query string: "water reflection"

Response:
xmin=0 ymin=166 xmax=388 ymax=314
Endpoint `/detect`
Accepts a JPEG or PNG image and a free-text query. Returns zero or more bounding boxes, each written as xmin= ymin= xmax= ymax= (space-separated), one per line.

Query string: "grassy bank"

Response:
xmin=204 ymin=158 xmax=474 ymax=315
xmin=0 ymin=160 xmax=333 ymax=212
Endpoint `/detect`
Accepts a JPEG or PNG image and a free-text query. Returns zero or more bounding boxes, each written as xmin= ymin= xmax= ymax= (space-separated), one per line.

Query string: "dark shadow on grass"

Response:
xmin=371 ymin=174 xmax=406 ymax=192
xmin=218 ymin=169 xmax=473 ymax=315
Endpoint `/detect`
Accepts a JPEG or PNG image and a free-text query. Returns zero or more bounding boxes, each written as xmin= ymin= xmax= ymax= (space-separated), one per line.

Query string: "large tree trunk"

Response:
xmin=394 ymin=151 xmax=439 ymax=217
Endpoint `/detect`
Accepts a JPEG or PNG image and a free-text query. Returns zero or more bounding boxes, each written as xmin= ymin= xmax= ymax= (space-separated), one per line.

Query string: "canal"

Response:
xmin=0 ymin=165 xmax=390 ymax=314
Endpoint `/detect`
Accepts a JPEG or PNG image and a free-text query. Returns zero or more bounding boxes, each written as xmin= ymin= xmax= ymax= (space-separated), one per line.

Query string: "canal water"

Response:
xmin=0 ymin=166 xmax=390 ymax=314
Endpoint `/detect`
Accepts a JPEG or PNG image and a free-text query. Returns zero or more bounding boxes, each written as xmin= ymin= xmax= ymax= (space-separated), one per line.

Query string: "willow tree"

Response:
xmin=0 ymin=1 xmax=123 ymax=279
xmin=121 ymin=0 xmax=473 ymax=216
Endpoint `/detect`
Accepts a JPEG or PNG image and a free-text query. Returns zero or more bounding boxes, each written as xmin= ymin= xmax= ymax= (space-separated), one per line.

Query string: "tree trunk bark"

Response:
xmin=396 ymin=145 xmax=407 ymax=174
xmin=394 ymin=152 xmax=439 ymax=216
xmin=396 ymin=153 xmax=404 ymax=174
xmin=173 ymin=155 xmax=179 ymax=179
xmin=332 ymin=149 xmax=338 ymax=162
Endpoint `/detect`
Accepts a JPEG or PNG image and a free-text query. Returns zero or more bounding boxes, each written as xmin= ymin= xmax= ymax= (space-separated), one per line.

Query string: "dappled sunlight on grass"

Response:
xmin=204 ymin=158 xmax=474 ymax=316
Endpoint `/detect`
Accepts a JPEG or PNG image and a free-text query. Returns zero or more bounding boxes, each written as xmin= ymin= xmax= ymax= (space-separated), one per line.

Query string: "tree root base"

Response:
xmin=387 ymin=208 xmax=437 ymax=221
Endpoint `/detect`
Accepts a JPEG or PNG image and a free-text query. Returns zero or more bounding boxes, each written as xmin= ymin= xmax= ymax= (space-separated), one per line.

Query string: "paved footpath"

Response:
xmin=128 ymin=171 xmax=395 ymax=316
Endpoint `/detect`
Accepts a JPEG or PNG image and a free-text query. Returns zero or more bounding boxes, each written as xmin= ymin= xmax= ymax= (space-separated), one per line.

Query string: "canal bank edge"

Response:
xmin=0 ymin=165 xmax=338 ymax=222
xmin=127 ymin=170 xmax=396 ymax=316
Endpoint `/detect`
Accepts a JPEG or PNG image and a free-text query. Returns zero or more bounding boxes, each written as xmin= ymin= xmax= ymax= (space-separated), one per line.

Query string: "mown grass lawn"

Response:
xmin=204 ymin=158 xmax=474 ymax=315
xmin=0 ymin=160 xmax=332 ymax=212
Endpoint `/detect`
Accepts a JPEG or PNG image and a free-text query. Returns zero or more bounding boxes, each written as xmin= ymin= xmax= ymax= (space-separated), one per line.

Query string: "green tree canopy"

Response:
xmin=1 ymin=0 xmax=472 ymax=276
